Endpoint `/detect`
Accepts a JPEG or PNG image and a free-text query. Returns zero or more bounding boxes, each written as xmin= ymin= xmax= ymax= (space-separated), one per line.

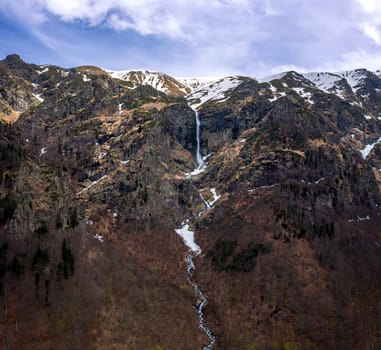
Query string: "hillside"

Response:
xmin=0 ymin=54 xmax=381 ymax=349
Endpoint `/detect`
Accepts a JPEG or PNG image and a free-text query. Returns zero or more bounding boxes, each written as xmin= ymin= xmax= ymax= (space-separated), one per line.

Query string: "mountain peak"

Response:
xmin=2 ymin=54 xmax=28 ymax=69
xmin=4 ymin=53 xmax=23 ymax=62
xmin=107 ymin=69 xmax=191 ymax=96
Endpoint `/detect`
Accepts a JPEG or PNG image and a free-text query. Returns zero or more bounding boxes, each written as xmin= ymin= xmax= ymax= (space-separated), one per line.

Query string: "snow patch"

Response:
xmin=209 ymin=188 xmax=221 ymax=207
xmin=36 ymin=67 xmax=49 ymax=75
xmin=33 ymin=93 xmax=44 ymax=103
xmin=82 ymin=74 xmax=91 ymax=82
xmin=98 ymin=152 xmax=108 ymax=160
xmin=292 ymin=87 xmax=314 ymax=104
xmin=77 ymin=175 xmax=108 ymax=195
xmin=175 ymin=222 xmax=201 ymax=253
xmin=268 ymin=91 xmax=286 ymax=102
xmin=248 ymin=183 xmax=279 ymax=192
xmin=301 ymin=177 xmax=325 ymax=185
xmin=360 ymin=137 xmax=381 ymax=159
xmin=94 ymin=234 xmax=103 ymax=242
xmin=348 ymin=216 xmax=370 ymax=222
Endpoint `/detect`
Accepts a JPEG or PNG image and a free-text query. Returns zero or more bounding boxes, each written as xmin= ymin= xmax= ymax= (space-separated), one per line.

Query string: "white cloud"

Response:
xmin=361 ymin=24 xmax=381 ymax=45
xmin=0 ymin=0 xmax=267 ymax=40
xmin=2 ymin=0 xmax=381 ymax=75
xmin=354 ymin=0 xmax=381 ymax=45
xmin=355 ymin=0 xmax=381 ymax=13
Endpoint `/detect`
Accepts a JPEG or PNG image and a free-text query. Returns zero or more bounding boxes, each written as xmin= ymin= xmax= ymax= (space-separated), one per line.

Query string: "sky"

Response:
xmin=1 ymin=0 xmax=381 ymax=77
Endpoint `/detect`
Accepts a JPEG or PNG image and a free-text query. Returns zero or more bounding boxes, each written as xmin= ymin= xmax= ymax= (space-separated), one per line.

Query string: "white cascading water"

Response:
xmin=186 ymin=253 xmax=216 ymax=350
xmin=195 ymin=111 xmax=204 ymax=169
xmin=175 ymin=223 xmax=216 ymax=350
xmin=186 ymin=110 xmax=207 ymax=177
xmin=175 ymin=109 xmax=216 ymax=349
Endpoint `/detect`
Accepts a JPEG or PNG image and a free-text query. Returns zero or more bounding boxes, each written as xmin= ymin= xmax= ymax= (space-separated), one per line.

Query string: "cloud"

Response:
xmin=354 ymin=0 xmax=381 ymax=45
xmin=1 ymin=0 xmax=381 ymax=75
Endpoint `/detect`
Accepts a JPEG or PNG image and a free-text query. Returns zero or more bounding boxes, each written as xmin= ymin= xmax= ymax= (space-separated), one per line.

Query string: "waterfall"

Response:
xmin=195 ymin=111 xmax=204 ymax=168
xmin=186 ymin=110 xmax=207 ymax=177
xmin=175 ymin=105 xmax=216 ymax=349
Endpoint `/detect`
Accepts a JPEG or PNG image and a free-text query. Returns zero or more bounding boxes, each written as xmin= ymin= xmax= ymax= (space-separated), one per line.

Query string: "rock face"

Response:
xmin=1 ymin=54 xmax=381 ymax=349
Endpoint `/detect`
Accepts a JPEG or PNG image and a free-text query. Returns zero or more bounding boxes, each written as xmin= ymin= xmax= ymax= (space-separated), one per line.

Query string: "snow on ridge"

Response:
xmin=187 ymin=76 xmax=243 ymax=109
xmin=258 ymin=72 xmax=288 ymax=83
xmin=107 ymin=69 xmax=191 ymax=95
xmin=259 ymin=69 xmax=372 ymax=99
xmin=336 ymin=69 xmax=367 ymax=92
xmin=107 ymin=69 xmax=169 ymax=93
xmin=107 ymin=69 xmax=161 ymax=79
xmin=176 ymin=77 xmax=223 ymax=91
xmin=106 ymin=67 xmax=381 ymax=103
xmin=303 ymin=69 xmax=370 ymax=96
xmin=302 ymin=72 xmax=342 ymax=93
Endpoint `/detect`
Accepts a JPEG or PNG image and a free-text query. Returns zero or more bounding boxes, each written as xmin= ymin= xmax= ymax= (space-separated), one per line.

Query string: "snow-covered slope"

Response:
xmin=107 ymin=70 xmax=191 ymax=96
xmin=259 ymin=69 xmax=377 ymax=101
xmin=302 ymin=72 xmax=343 ymax=93
xmin=303 ymin=70 xmax=370 ymax=94
xmin=257 ymin=72 xmax=288 ymax=83
xmin=176 ymin=77 xmax=223 ymax=91
xmin=106 ymin=67 xmax=381 ymax=108
xmin=187 ymin=76 xmax=246 ymax=109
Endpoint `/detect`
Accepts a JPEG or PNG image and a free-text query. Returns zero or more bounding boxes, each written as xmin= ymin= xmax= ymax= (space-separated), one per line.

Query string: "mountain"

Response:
xmin=107 ymin=69 xmax=191 ymax=96
xmin=1 ymin=54 xmax=381 ymax=349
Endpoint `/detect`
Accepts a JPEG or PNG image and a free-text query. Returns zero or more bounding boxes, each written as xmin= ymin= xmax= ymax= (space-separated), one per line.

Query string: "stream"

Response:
xmin=175 ymin=109 xmax=216 ymax=349
xmin=175 ymin=223 xmax=216 ymax=350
